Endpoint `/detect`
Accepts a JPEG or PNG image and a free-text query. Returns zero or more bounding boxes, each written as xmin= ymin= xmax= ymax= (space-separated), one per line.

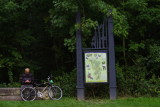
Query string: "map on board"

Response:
xmin=84 ymin=52 xmax=108 ymax=83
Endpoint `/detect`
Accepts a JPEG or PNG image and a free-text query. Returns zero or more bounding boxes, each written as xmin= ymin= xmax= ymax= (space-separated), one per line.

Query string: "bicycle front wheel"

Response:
xmin=21 ymin=87 xmax=36 ymax=101
xmin=48 ymin=86 xmax=62 ymax=100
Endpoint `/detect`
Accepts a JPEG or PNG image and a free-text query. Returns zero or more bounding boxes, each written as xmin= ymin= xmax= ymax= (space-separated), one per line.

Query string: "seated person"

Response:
xmin=20 ymin=68 xmax=34 ymax=90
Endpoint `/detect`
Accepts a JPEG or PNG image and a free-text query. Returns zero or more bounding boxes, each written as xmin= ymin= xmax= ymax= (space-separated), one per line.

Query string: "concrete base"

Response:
xmin=77 ymin=88 xmax=85 ymax=100
xmin=109 ymin=87 xmax=117 ymax=100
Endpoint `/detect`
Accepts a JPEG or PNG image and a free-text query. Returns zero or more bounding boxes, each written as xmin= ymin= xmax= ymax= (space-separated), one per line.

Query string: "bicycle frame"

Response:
xmin=34 ymin=76 xmax=53 ymax=95
xmin=35 ymin=84 xmax=50 ymax=94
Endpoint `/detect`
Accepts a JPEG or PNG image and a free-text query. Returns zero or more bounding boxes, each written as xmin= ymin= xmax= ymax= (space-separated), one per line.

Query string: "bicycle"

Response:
xmin=21 ymin=75 xmax=63 ymax=101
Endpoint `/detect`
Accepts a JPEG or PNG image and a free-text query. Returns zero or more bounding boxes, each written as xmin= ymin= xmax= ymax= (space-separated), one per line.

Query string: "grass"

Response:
xmin=0 ymin=97 xmax=160 ymax=107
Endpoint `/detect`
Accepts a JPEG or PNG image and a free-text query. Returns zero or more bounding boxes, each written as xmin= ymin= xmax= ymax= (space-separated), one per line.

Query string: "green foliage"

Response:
xmin=8 ymin=70 xmax=13 ymax=83
xmin=0 ymin=0 xmax=160 ymax=98
xmin=54 ymin=69 xmax=76 ymax=97
xmin=4 ymin=1 xmax=19 ymax=11
xmin=0 ymin=82 xmax=20 ymax=88
xmin=128 ymin=41 xmax=145 ymax=52
xmin=64 ymin=18 xmax=97 ymax=52
xmin=113 ymin=11 xmax=129 ymax=38
xmin=64 ymin=37 xmax=76 ymax=52
xmin=126 ymin=0 xmax=148 ymax=11
xmin=137 ymin=75 xmax=160 ymax=96
xmin=50 ymin=0 xmax=78 ymax=28
xmin=81 ymin=18 xmax=98 ymax=36
xmin=116 ymin=63 xmax=160 ymax=97
xmin=7 ymin=82 xmax=21 ymax=87
xmin=149 ymin=44 xmax=160 ymax=63
xmin=0 ymin=83 xmax=7 ymax=87
xmin=53 ymin=0 xmax=78 ymax=13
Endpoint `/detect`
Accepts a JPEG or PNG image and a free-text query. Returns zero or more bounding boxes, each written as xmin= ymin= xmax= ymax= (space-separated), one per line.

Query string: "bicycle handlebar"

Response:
xmin=47 ymin=75 xmax=53 ymax=82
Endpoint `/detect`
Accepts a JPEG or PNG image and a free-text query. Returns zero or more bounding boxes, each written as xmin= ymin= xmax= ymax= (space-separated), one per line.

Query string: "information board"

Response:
xmin=84 ymin=52 xmax=108 ymax=83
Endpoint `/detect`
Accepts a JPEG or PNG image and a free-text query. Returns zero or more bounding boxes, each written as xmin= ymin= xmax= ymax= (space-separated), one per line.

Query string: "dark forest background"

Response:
xmin=0 ymin=0 xmax=160 ymax=97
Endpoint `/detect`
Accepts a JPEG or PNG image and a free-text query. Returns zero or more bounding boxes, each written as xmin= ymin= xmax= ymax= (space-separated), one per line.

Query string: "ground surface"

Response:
xmin=0 ymin=97 xmax=159 ymax=107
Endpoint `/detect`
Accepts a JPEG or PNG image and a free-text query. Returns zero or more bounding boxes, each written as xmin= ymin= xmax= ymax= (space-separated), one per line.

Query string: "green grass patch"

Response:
xmin=0 ymin=97 xmax=159 ymax=107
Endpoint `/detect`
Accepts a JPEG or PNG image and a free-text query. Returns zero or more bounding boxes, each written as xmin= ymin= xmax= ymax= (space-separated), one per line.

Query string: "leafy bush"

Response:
xmin=54 ymin=69 xmax=76 ymax=97
xmin=0 ymin=83 xmax=8 ymax=88
xmin=137 ymin=76 xmax=160 ymax=97
xmin=0 ymin=82 xmax=20 ymax=88
xmin=116 ymin=63 xmax=160 ymax=97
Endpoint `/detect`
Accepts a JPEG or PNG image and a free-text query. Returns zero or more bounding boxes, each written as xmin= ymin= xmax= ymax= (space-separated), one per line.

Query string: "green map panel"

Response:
xmin=84 ymin=52 xmax=108 ymax=83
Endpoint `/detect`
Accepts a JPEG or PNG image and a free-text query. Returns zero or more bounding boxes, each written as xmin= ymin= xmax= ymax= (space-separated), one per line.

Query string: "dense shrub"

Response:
xmin=54 ymin=69 xmax=76 ymax=97
xmin=116 ymin=64 xmax=160 ymax=97
xmin=0 ymin=82 xmax=20 ymax=88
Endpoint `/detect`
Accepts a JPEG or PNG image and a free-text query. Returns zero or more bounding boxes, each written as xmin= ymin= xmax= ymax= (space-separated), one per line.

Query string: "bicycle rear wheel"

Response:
xmin=48 ymin=86 xmax=62 ymax=100
xmin=21 ymin=87 xmax=36 ymax=101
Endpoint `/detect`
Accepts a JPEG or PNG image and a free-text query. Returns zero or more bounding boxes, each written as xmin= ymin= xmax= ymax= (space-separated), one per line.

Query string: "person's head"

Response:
xmin=24 ymin=68 xmax=30 ymax=74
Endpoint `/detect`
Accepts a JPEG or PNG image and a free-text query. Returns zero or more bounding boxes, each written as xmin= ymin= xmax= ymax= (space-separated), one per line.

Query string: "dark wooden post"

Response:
xmin=108 ymin=10 xmax=117 ymax=100
xmin=76 ymin=11 xmax=85 ymax=100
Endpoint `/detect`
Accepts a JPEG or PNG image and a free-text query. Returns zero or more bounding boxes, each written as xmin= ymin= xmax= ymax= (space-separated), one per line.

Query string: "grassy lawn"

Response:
xmin=0 ymin=97 xmax=159 ymax=107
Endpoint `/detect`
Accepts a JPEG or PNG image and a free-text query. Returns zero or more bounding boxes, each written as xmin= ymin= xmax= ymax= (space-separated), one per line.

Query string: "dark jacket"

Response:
xmin=20 ymin=73 xmax=34 ymax=85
